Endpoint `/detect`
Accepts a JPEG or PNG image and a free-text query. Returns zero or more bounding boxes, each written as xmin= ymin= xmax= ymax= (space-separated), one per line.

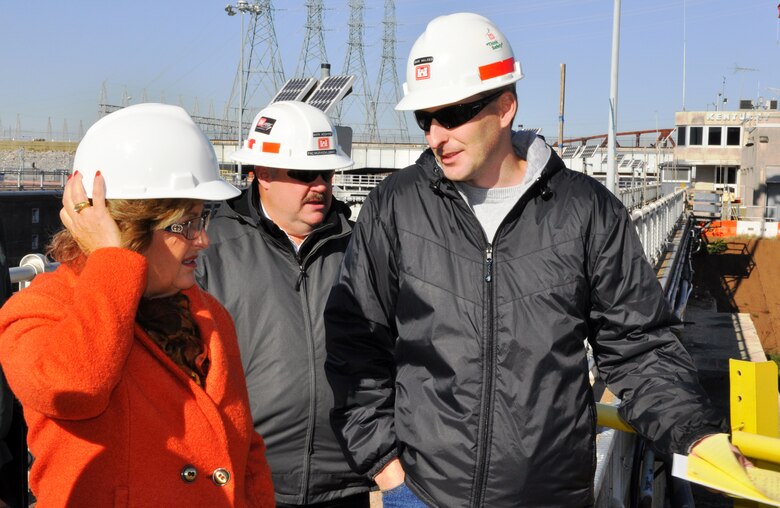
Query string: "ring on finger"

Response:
xmin=73 ymin=201 xmax=92 ymax=213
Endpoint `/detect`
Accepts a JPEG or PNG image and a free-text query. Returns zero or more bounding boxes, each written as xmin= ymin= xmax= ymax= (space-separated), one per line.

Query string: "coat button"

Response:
xmin=212 ymin=468 xmax=231 ymax=486
xmin=181 ymin=465 xmax=198 ymax=483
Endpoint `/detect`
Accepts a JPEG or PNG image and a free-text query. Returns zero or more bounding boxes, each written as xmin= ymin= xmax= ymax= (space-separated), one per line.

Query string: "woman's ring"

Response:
xmin=73 ymin=201 xmax=92 ymax=213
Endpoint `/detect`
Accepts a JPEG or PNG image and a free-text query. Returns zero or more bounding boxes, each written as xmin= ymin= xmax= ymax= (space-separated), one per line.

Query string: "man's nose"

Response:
xmin=426 ymin=120 xmax=449 ymax=148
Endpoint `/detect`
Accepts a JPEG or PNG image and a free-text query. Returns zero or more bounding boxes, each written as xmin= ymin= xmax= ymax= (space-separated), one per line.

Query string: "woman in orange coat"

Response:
xmin=0 ymin=104 xmax=275 ymax=507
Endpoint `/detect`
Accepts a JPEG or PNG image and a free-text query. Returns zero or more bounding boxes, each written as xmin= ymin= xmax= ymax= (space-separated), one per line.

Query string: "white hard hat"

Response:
xmin=231 ymin=101 xmax=353 ymax=171
xmin=73 ymin=103 xmax=240 ymax=200
xmin=396 ymin=12 xmax=523 ymax=111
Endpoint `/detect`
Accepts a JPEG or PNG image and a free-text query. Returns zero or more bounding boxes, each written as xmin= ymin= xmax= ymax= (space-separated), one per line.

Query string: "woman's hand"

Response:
xmin=60 ymin=171 xmax=122 ymax=254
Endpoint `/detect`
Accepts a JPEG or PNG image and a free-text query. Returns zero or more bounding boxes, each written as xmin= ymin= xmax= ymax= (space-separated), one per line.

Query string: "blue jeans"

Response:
xmin=381 ymin=483 xmax=428 ymax=508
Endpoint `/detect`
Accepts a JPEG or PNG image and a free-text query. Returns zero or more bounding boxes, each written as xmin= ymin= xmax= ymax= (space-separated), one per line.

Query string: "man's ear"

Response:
xmin=497 ymin=92 xmax=517 ymax=130
xmin=256 ymin=167 xmax=274 ymax=191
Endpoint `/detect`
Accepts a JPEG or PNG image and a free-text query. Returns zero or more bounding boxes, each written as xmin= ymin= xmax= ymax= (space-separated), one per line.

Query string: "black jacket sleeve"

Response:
xmin=587 ymin=194 xmax=728 ymax=459
xmin=324 ymin=192 xmax=400 ymax=477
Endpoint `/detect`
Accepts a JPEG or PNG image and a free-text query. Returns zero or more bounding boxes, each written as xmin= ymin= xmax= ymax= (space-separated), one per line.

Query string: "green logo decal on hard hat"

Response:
xmin=485 ymin=28 xmax=504 ymax=50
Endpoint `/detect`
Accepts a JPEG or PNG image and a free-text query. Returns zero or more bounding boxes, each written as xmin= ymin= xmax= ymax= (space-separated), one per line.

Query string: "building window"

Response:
xmin=726 ymin=127 xmax=740 ymax=146
xmin=677 ymin=127 xmax=687 ymax=146
xmin=662 ymin=166 xmax=691 ymax=183
xmin=689 ymin=127 xmax=703 ymax=145
xmin=707 ymin=127 xmax=722 ymax=146
xmin=31 ymin=234 xmax=39 ymax=250
xmin=31 ymin=208 xmax=40 ymax=224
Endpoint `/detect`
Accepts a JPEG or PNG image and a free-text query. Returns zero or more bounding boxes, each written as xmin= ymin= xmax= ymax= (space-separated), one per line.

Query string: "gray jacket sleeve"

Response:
xmin=588 ymin=196 xmax=728 ymax=459
xmin=324 ymin=193 xmax=400 ymax=477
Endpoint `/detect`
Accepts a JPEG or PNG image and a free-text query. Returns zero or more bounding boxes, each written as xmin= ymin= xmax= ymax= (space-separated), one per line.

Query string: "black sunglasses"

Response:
xmin=163 ymin=211 xmax=210 ymax=240
xmin=414 ymin=90 xmax=505 ymax=132
xmin=286 ymin=169 xmax=335 ymax=184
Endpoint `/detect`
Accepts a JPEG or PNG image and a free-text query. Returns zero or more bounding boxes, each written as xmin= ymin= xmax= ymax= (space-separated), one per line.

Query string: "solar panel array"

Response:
xmin=271 ymin=78 xmax=318 ymax=103
xmin=630 ymin=159 xmax=644 ymax=169
xmin=305 ymin=75 xmax=356 ymax=114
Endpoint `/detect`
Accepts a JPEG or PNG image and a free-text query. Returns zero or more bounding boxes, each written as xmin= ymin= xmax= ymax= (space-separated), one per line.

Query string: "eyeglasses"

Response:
xmin=413 ymin=90 xmax=505 ymax=132
xmin=163 ymin=211 xmax=210 ymax=240
xmin=286 ymin=169 xmax=335 ymax=184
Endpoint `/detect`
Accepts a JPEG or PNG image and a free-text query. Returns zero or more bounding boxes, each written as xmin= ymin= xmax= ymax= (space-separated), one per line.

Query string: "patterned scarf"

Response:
xmin=136 ymin=293 xmax=210 ymax=387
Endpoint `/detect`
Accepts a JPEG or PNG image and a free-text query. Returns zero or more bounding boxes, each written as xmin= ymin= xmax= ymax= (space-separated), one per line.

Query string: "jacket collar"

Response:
xmin=422 ymin=130 xmax=565 ymax=200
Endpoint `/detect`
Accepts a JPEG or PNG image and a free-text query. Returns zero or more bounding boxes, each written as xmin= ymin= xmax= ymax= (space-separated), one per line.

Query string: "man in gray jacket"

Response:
xmin=198 ymin=101 xmax=370 ymax=507
xmin=324 ymin=12 xmax=728 ymax=507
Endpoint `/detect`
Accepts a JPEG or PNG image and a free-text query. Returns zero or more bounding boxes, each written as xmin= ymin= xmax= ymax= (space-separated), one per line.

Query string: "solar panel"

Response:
xmin=579 ymin=145 xmax=598 ymax=159
xmin=560 ymin=146 xmax=578 ymax=158
xmin=620 ymin=158 xmax=631 ymax=168
xmin=630 ymin=159 xmax=643 ymax=169
xmin=270 ymin=77 xmax=318 ymax=104
xmin=306 ymin=75 xmax=356 ymax=114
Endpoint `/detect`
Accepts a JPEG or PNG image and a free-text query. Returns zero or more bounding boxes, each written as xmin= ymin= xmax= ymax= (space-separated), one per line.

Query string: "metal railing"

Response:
xmin=631 ymin=189 xmax=687 ymax=266
xmin=9 ymin=254 xmax=59 ymax=290
xmin=618 ymin=183 xmax=661 ymax=210
xmin=0 ymin=169 xmax=69 ymax=191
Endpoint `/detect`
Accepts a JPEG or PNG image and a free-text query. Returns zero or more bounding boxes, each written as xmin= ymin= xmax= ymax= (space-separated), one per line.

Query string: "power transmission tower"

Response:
xmin=373 ymin=0 xmax=408 ymax=142
xmin=338 ymin=0 xmax=377 ymax=141
xmin=224 ymin=0 xmax=286 ymax=143
xmin=295 ymin=0 xmax=329 ymax=79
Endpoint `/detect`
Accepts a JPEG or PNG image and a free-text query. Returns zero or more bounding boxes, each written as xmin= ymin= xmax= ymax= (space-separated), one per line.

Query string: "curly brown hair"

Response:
xmin=47 ymin=198 xmax=202 ymax=264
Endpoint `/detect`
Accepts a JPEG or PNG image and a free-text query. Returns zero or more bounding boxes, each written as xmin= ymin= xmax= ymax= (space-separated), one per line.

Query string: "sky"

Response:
xmin=1 ymin=0 xmax=779 ymax=143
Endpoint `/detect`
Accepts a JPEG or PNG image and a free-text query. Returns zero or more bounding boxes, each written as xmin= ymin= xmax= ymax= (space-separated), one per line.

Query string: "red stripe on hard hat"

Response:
xmin=262 ymin=142 xmax=280 ymax=153
xmin=478 ymin=57 xmax=514 ymax=81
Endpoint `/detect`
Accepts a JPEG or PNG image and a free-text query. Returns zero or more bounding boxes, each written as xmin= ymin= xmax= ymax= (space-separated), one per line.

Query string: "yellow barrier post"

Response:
xmin=595 ymin=402 xmax=634 ymax=433
xmin=730 ymin=359 xmax=780 ymax=508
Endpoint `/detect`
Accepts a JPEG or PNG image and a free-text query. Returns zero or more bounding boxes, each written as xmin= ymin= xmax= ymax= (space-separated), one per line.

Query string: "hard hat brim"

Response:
xmin=230 ymin=148 xmax=354 ymax=172
xmin=396 ymin=70 xmax=523 ymax=111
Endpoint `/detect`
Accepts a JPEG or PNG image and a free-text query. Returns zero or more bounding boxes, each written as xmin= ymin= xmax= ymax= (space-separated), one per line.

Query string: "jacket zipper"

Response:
xmin=297 ymin=258 xmax=316 ymax=504
xmin=295 ymin=226 xmax=350 ymax=503
xmin=473 ymin=245 xmax=496 ymax=507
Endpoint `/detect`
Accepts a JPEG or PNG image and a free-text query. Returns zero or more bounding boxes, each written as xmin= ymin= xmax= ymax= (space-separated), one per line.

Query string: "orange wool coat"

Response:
xmin=0 ymin=248 xmax=275 ymax=507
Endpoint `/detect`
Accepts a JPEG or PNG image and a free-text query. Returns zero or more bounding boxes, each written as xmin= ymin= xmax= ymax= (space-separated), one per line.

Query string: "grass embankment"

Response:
xmin=0 ymin=140 xmax=78 ymax=153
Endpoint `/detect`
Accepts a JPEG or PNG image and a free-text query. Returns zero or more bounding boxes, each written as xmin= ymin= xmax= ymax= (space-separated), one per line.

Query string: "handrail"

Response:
xmin=8 ymin=254 xmax=59 ymax=289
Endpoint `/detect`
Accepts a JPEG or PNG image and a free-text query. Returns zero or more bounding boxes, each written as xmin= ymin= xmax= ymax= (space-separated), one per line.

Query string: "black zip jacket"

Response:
xmin=324 ymin=133 xmax=727 ymax=507
xmin=197 ymin=181 xmax=370 ymax=505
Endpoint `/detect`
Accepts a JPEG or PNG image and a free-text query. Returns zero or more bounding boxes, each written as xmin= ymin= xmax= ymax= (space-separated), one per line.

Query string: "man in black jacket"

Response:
xmin=324 ymin=12 xmax=728 ymax=507
xmin=198 ymin=101 xmax=370 ymax=507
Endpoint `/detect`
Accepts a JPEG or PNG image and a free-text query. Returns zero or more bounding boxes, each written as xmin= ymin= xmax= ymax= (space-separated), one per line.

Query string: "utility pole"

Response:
xmin=558 ymin=63 xmax=566 ymax=149
xmin=607 ymin=0 xmax=621 ymax=195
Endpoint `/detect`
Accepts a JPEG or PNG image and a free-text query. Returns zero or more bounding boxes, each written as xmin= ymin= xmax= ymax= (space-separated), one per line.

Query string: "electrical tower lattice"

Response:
xmin=337 ymin=0 xmax=378 ymax=141
xmin=224 ymin=0 xmax=286 ymax=142
xmin=373 ymin=0 xmax=409 ymax=143
xmin=295 ymin=0 xmax=329 ymax=80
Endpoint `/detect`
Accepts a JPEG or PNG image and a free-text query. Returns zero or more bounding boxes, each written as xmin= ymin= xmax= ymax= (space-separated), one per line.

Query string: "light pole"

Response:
xmin=225 ymin=1 xmax=262 ymax=160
